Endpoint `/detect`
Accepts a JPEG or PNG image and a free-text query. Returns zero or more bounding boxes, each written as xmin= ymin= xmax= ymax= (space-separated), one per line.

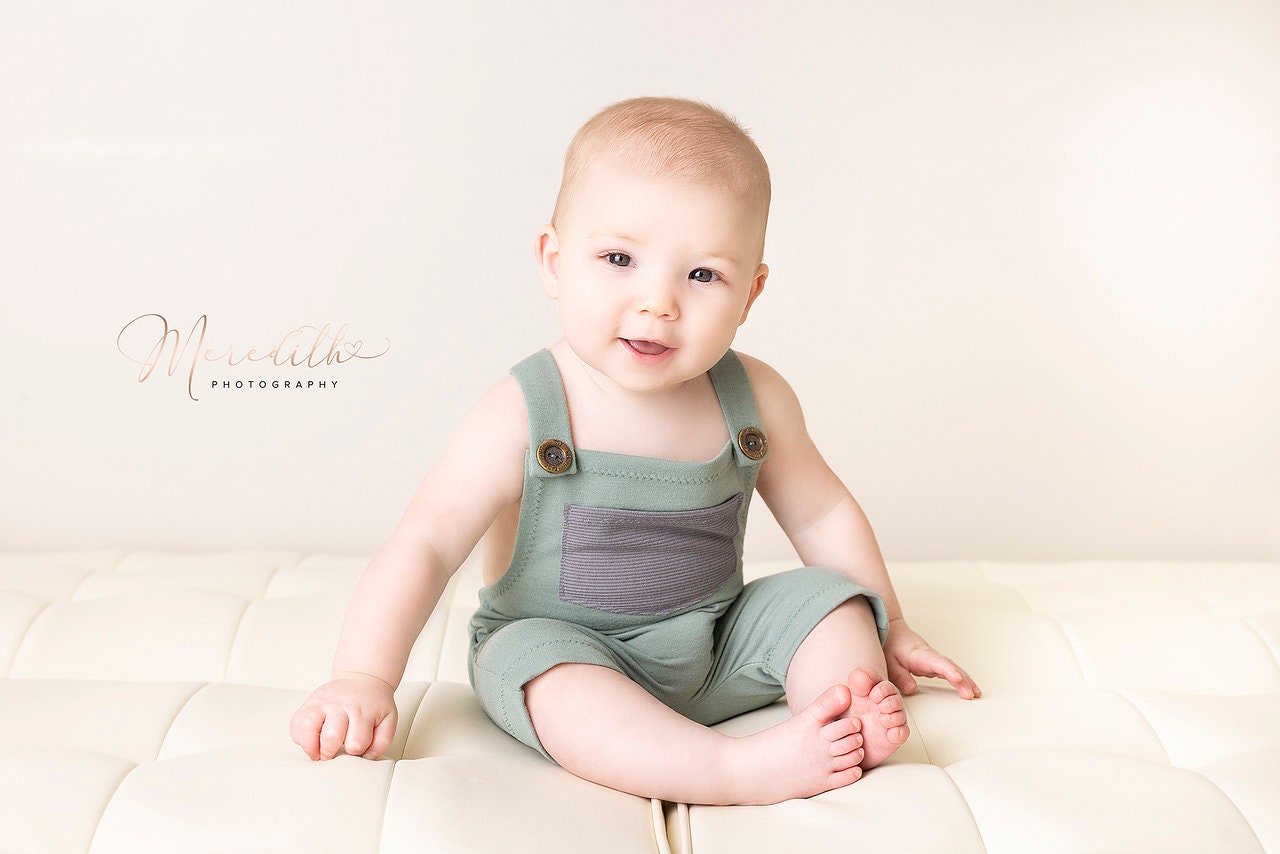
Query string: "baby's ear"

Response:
xmin=739 ymin=263 xmax=768 ymax=325
xmin=535 ymin=225 xmax=561 ymax=299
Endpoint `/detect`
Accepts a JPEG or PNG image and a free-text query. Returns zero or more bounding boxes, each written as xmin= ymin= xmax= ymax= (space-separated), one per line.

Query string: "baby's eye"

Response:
xmin=605 ymin=252 xmax=633 ymax=268
xmin=690 ymin=268 xmax=719 ymax=284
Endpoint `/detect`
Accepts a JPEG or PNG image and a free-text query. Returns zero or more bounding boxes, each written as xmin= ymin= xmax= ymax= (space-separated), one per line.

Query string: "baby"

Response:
xmin=291 ymin=96 xmax=981 ymax=806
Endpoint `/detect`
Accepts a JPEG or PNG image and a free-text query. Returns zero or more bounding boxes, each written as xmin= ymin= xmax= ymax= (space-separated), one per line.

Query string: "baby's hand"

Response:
xmin=290 ymin=672 xmax=399 ymax=761
xmin=884 ymin=619 xmax=982 ymax=700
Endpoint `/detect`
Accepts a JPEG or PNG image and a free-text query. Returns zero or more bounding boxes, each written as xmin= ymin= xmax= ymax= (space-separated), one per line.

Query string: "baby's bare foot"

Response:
xmin=846 ymin=667 xmax=909 ymax=768
xmin=730 ymin=684 xmax=866 ymax=804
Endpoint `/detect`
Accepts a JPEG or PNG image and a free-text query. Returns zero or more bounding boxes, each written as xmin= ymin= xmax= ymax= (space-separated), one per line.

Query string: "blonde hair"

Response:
xmin=550 ymin=96 xmax=771 ymax=234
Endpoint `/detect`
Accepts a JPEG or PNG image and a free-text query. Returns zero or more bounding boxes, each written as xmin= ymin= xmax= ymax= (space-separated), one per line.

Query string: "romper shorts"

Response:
xmin=469 ymin=566 xmax=889 ymax=763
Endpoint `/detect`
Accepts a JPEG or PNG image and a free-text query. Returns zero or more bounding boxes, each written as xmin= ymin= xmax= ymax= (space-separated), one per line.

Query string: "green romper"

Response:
xmin=467 ymin=348 xmax=889 ymax=762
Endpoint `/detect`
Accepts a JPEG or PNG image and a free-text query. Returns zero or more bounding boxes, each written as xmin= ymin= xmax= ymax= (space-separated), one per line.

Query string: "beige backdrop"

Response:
xmin=2 ymin=1 xmax=1277 ymax=561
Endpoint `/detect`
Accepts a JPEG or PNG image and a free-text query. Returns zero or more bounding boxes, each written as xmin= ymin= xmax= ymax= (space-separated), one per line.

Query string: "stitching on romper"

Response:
xmin=689 ymin=579 xmax=860 ymax=712
xmin=583 ymin=467 xmax=730 ymax=485
xmin=765 ymin=581 xmax=865 ymax=676
xmin=572 ymin=441 xmax=740 ymax=485
xmin=485 ymin=637 xmax=615 ymax=736
xmin=487 ymin=477 xmax=543 ymax=596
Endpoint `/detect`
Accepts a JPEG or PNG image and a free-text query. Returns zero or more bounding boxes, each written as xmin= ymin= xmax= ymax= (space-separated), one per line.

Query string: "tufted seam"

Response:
xmin=1167 ymin=763 xmax=1268 ymax=854
xmin=6 ymin=600 xmax=53 ymax=677
xmin=936 ymin=762 xmax=991 ymax=853
xmin=64 ymin=551 xmax=128 ymax=601
xmin=905 ymin=699 xmax=934 ymax=767
xmin=1238 ymin=615 xmax=1280 ymax=676
xmin=84 ymin=761 xmax=139 ymax=854
xmin=374 ymin=765 xmax=396 ymax=854
xmin=154 ymin=683 xmax=212 ymax=762
xmin=399 ymin=682 xmax=433 ymax=761
xmin=948 ymin=746 xmax=1270 ymax=846
xmin=1218 ymin=792 xmax=1268 ymax=854
xmin=1021 ymin=609 xmax=1093 ymax=687
xmin=975 ymin=560 xmax=1036 ymax=611
xmin=222 ymin=598 xmax=255 ymax=683
xmin=1103 ymin=688 xmax=1175 ymax=766
xmin=64 ymin=570 xmax=97 ymax=602
xmin=257 ymin=552 xmax=304 ymax=600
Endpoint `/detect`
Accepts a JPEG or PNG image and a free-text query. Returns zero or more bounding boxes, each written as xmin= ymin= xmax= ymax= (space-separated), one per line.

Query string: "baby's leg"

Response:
xmin=524 ymin=663 xmax=865 ymax=805
xmin=787 ymin=596 xmax=909 ymax=769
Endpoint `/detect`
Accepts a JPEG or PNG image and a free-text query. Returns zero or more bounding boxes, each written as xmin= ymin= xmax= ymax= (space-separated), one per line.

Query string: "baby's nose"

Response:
xmin=637 ymin=279 xmax=680 ymax=319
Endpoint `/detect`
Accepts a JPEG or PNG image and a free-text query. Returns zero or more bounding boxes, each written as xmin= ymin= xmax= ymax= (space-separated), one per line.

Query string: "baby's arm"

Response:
xmin=742 ymin=354 xmax=981 ymax=700
xmin=290 ymin=375 xmax=528 ymax=760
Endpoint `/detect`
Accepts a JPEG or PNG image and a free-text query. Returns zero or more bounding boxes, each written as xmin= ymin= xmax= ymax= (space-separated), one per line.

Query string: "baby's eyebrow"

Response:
xmin=704 ymin=252 xmax=741 ymax=268
xmin=587 ymin=229 xmax=640 ymax=243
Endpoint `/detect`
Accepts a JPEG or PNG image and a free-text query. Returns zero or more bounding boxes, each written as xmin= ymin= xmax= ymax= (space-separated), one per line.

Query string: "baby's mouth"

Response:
xmin=623 ymin=338 xmax=671 ymax=356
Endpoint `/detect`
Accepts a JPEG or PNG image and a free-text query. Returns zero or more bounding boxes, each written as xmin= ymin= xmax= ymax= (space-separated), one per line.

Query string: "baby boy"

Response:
xmin=291 ymin=96 xmax=980 ymax=806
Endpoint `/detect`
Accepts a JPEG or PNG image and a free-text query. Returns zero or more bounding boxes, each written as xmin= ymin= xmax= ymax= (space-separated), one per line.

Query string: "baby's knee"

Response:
xmin=524 ymin=660 xmax=599 ymax=703
xmin=524 ymin=663 xmax=635 ymax=753
xmin=833 ymin=595 xmax=881 ymax=628
xmin=471 ymin=623 xmax=628 ymax=763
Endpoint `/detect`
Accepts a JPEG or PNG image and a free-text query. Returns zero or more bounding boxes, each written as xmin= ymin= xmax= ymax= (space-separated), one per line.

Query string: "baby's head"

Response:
xmin=550 ymin=96 xmax=772 ymax=264
xmin=537 ymin=97 xmax=774 ymax=391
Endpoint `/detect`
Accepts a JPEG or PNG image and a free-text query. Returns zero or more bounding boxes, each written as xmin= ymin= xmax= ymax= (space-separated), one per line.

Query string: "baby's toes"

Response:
xmin=833 ymin=744 xmax=865 ymax=770
xmin=870 ymin=679 xmax=904 ymax=710
xmin=882 ymin=711 xmax=910 ymax=745
xmin=847 ymin=667 xmax=879 ymax=698
xmin=879 ymin=705 xmax=907 ymax=727
xmin=831 ymin=732 xmax=864 ymax=758
xmin=821 ymin=716 xmax=861 ymax=742
xmin=873 ymin=682 xmax=906 ymax=723
xmin=829 ymin=763 xmax=864 ymax=786
xmin=871 ymin=683 xmax=910 ymax=745
xmin=821 ymin=716 xmax=865 ymax=759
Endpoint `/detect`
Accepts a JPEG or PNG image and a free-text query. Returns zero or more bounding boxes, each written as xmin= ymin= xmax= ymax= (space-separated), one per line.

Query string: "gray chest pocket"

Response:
xmin=559 ymin=493 xmax=744 ymax=615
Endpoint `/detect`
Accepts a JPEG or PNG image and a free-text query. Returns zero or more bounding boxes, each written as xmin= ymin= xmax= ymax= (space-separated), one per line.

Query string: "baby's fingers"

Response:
xmin=344 ymin=706 xmax=395 ymax=759
xmin=931 ymin=656 xmax=981 ymax=699
xmin=318 ymin=709 xmax=350 ymax=760
xmin=912 ymin=650 xmax=982 ymax=700
xmin=362 ymin=708 xmax=398 ymax=759
xmin=957 ymin=670 xmax=982 ymax=699
xmin=290 ymin=705 xmax=326 ymax=760
xmin=886 ymin=655 xmax=919 ymax=696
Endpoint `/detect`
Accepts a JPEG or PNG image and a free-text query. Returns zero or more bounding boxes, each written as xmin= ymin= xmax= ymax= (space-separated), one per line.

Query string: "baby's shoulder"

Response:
xmin=455 ymin=372 xmax=529 ymax=452
xmin=734 ymin=350 xmax=803 ymax=413
xmin=731 ymin=350 xmax=812 ymax=450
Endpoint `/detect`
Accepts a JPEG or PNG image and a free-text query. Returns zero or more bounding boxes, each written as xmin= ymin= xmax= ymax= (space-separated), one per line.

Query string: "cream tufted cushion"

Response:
xmin=1 ymin=552 xmax=1277 ymax=853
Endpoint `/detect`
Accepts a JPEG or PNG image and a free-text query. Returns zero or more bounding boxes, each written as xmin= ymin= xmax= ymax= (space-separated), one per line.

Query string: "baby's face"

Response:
xmin=538 ymin=158 xmax=768 ymax=395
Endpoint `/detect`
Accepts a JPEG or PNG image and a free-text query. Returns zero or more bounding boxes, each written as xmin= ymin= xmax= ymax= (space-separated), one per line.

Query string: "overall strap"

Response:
xmin=510 ymin=349 xmax=578 ymax=478
xmin=708 ymin=350 xmax=770 ymax=467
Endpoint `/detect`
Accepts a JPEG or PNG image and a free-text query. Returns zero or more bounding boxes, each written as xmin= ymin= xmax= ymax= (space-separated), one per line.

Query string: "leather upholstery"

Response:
xmin=1 ymin=551 xmax=1276 ymax=852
